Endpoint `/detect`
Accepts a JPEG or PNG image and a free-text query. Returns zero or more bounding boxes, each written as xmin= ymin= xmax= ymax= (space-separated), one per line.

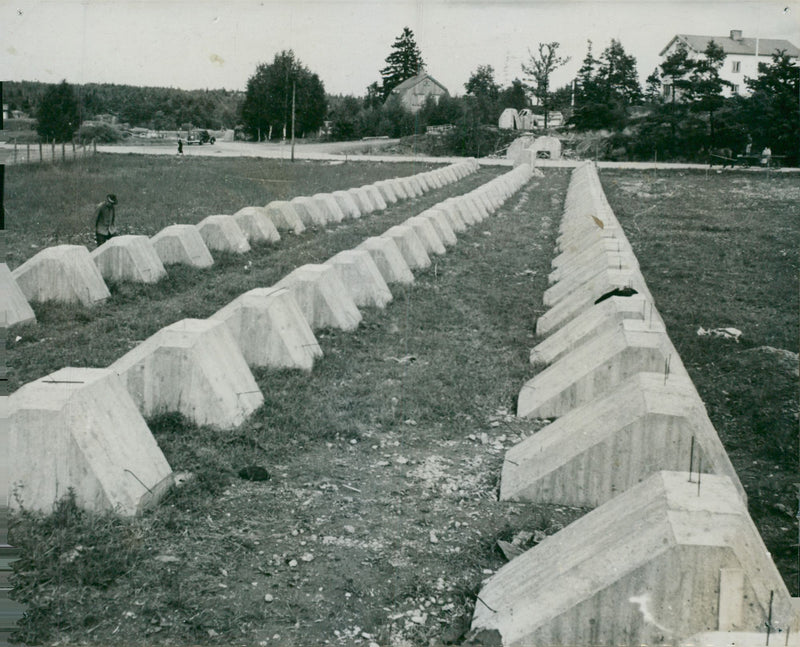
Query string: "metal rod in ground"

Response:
xmin=766 ymin=589 xmax=774 ymax=645
xmin=697 ymin=457 xmax=702 ymax=496
xmin=688 ymin=436 xmax=695 ymax=481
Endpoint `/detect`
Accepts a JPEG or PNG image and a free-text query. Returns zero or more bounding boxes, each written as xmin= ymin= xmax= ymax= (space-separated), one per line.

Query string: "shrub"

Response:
xmin=76 ymin=122 xmax=125 ymax=144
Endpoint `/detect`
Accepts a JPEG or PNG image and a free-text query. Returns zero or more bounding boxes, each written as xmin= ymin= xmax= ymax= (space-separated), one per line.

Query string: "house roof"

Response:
xmin=660 ymin=33 xmax=800 ymax=58
xmin=391 ymin=73 xmax=449 ymax=95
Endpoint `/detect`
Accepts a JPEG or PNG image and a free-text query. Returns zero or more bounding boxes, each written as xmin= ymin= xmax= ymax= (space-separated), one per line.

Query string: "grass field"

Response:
xmin=6 ymin=159 xmax=799 ymax=645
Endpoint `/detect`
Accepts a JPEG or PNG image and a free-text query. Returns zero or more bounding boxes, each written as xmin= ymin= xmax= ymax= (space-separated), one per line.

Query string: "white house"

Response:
xmin=659 ymin=29 xmax=800 ymax=98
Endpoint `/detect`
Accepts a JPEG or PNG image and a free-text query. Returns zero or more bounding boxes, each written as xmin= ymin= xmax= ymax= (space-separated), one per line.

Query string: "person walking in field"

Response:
xmin=177 ymin=138 xmax=184 ymax=155
xmin=94 ymin=193 xmax=118 ymax=247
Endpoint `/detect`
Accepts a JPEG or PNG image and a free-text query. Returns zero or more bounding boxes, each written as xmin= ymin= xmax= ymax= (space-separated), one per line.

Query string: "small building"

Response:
xmin=659 ymin=29 xmax=800 ymax=98
xmin=389 ymin=72 xmax=449 ymax=113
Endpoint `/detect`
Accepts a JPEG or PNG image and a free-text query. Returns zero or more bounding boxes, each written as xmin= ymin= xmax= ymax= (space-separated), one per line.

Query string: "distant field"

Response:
xmin=4 ymin=154 xmax=450 ymax=270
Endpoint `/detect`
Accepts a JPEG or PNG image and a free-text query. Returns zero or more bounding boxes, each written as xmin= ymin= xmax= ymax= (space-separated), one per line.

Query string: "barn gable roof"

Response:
xmin=391 ymin=73 xmax=449 ymax=95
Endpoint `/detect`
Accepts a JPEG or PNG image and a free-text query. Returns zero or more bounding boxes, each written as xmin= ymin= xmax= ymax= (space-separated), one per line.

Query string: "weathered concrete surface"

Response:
xmin=548 ymin=250 xmax=637 ymax=286
xmin=436 ymin=201 xmax=470 ymax=231
xmin=151 ymin=224 xmax=215 ymax=268
xmin=419 ymin=210 xmax=457 ymax=247
xmin=503 ymin=372 xmax=746 ymax=506
xmin=197 ymin=215 xmax=251 ymax=254
xmin=530 ymin=294 xmax=654 ymax=366
xmin=389 ymin=178 xmax=409 ymax=200
xmin=274 ymin=263 xmax=362 ymax=331
xmin=90 ymin=235 xmax=168 ymax=284
xmin=210 ymin=287 xmax=322 ymax=371
xmin=681 ymin=631 xmax=800 ymax=647
xmin=403 ymin=216 xmax=447 ymax=256
xmin=357 ymin=237 xmax=415 ymax=285
xmin=362 ymin=185 xmax=387 ymax=211
xmin=373 ymin=180 xmax=399 ymax=204
xmin=233 ymin=207 xmax=281 ymax=243
xmin=264 ymin=200 xmax=306 ymax=234
xmin=332 ymin=190 xmax=362 ymax=219
xmin=325 ymin=249 xmax=393 ymax=308
xmin=473 ymin=471 xmax=798 ymax=647
xmin=9 ymin=367 xmax=173 ymax=515
xmin=544 ymin=262 xmax=644 ymax=307
xmin=382 ymin=225 xmax=432 ymax=269
xmin=290 ymin=196 xmax=328 ymax=227
xmin=12 ymin=245 xmax=111 ymax=306
xmin=518 ymin=320 xmax=674 ymax=419
xmin=111 ymin=318 xmax=263 ymax=429
xmin=535 ymin=270 xmax=652 ymax=336
xmin=312 ymin=194 xmax=346 ymax=223
xmin=551 ymin=236 xmax=630 ymax=272
xmin=2 ymin=263 xmax=36 ymax=325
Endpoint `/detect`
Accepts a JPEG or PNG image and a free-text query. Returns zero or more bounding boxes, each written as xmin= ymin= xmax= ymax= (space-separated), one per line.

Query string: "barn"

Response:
xmin=389 ymin=73 xmax=449 ymax=113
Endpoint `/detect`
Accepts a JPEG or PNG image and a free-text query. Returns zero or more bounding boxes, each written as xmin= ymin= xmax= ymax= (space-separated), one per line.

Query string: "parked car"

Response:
xmin=186 ymin=130 xmax=215 ymax=145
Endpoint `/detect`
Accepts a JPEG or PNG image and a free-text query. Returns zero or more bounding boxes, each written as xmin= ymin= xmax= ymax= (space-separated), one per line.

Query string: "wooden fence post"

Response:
xmin=51 ymin=140 xmax=55 ymax=161
xmin=39 ymin=141 xmax=43 ymax=163
xmin=13 ymin=139 xmax=17 ymax=164
xmin=27 ymin=143 xmax=30 ymax=163
xmin=61 ymin=142 xmax=66 ymax=161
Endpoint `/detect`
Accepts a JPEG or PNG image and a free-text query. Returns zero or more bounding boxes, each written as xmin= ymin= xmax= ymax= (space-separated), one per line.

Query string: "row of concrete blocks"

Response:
xmin=470 ymin=163 xmax=798 ymax=646
xmin=3 ymin=160 xmax=480 ymax=324
xmin=6 ymin=163 xmax=534 ymax=520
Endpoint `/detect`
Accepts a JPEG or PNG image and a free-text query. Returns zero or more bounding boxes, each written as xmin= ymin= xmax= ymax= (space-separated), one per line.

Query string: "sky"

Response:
xmin=3 ymin=0 xmax=799 ymax=97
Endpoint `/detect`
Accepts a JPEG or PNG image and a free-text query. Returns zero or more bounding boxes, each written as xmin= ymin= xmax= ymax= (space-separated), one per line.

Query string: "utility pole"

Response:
xmin=291 ymin=80 xmax=296 ymax=163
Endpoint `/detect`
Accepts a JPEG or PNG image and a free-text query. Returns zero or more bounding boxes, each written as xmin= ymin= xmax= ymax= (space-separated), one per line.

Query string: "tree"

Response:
xmin=36 ymin=80 xmax=80 ymax=142
xmin=498 ymin=79 xmax=528 ymax=111
xmin=240 ymin=50 xmax=326 ymax=140
xmin=687 ymin=41 xmax=731 ymax=145
xmin=464 ymin=64 xmax=501 ymax=124
xmin=597 ymin=39 xmax=641 ymax=107
xmin=380 ymin=27 xmax=425 ymax=99
xmin=745 ymin=50 xmax=800 ymax=164
xmin=645 ymin=67 xmax=662 ymax=103
xmin=521 ymin=42 xmax=570 ymax=128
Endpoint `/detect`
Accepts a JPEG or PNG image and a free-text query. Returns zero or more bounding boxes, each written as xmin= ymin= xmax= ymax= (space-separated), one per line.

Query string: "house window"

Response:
xmin=732 ymin=84 xmax=740 ymax=94
xmin=732 ymin=61 xmax=741 ymax=72
xmin=663 ymin=84 xmax=672 ymax=98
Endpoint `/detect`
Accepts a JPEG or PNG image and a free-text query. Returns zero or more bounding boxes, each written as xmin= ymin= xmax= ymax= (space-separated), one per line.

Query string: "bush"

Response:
xmin=76 ymin=122 xmax=125 ymax=144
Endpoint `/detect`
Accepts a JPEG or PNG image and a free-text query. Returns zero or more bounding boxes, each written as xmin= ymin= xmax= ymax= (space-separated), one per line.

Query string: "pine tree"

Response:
xmin=36 ymin=80 xmax=80 ymax=142
xmin=597 ymin=39 xmax=642 ymax=106
xmin=380 ymin=27 xmax=425 ymax=99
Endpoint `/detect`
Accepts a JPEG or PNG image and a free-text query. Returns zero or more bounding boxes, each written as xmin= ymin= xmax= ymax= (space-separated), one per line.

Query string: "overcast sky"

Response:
xmin=3 ymin=0 xmax=799 ymax=97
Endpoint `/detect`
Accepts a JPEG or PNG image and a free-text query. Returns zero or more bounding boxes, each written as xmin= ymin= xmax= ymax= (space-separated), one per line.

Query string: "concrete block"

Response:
xmin=373 ymin=180 xmax=399 ymax=204
xmin=9 ymin=367 xmax=173 ymax=515
xmin=274 ymin=264 xmax=362 ymax=331
xmin=518 ymin=320 xmax=674 ymax=418
xmin=362 ymin=185 xmax=387 ymax=211
xmin=197 ymin=215 xmax=251 ymax=254
xmin=382 ymin=225 xmax=432 ymax=270
xmin=503 ymin=371 xmax=746 ymax=506
xmin=548 ymin=251 xmax=636 ymax=285
xmin=535 ymin=270 xmax=652 ymax=336
xmin=91 ymin=235 xmax=167 ymax=284
xmin=325 ymin=249 xmax=393 ymax=308
xmin=472 ymin=472 xmax=798 ymax=647
xmin=403 ymin=217 xmax=446 ymax=256
xmin=407 ymin=176 xmax=424 ymax=197
xmin=550 ymin=237 xmax=630 ymax=273
xmin=544 ymin=262 xmax=643 ymax=307
xmin=435 ymin=201 xmax=469 ymax=231
xmin=419 ymin=210 xmax=457 ymax=247
xmin=415 ymin=173 xmax=431 ymax=192
xmin=357 ymin=237 xmax=415 ymax=285
xmin=2 ymin=263 xmax=36 ymax=325
xmin=265 ymin=200 xmax=306 ymax=234
xmin=389 ymin=178 xmax=410 ymax=200
xmin=151 ymin=224 xmax=215 ymax=268
xmin=530 ymin=294 xmax=654 ymax=366
xmin=348 ymin=187 xmax=375 ymax=214
xmin=331 ymin=190 xmax=362 ymax=219
xmin=290 ymin=196 xmax=328 ymax=227
xmin=111 ymin=318 xmax=263 ymax=429
xmin=312 ymin=194 xmax=346 ymax=223
xmin=681 ymin=632 xmax=800 ymax=647
xmin=233 ymin=207 xmax=281 ymax=243
xmin=12 ymin=245 xmax=111 ymax=306
xmin=210 ymin=287 xmax=322 ymax=371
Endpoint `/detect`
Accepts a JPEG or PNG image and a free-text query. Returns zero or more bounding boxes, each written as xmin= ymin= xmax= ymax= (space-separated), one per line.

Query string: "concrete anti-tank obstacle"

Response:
xmin=209 ymin=287 xmax=322 ymax=372
xmin=264 ymin=200 xmax=306 ymax=234
xmin=8 ymin=367 xmax=173 ymax=516
xmin=12 ymin=244 xmax=111 ymax=306
xmin=324 ymin=249 xmax=393 ymax=309
xmin=535 ymin=270 xmax=652 ymax=337
xmin=681 ymin=631 xmax=800 ymax=646
xmin=472 ymin=471 xmax=798 ymax=647
xmin=290 ymin=196 xmax=328 ymax=227
xmin=347 ymin=187 xmax=375 ymax=215
xmin=550 ymin=236 xmax=631 ymax=274
xmin=111 ymin=318 xmax=263 ymax=429
xmin=548 ymin=250 xmax=636 ymax=286
xmin=543 ymin=262 xmax=644 ymax=308
xmin=331 ymin=190 xmax=362 ymax=219
xmin=274 ymin=264 xmax=362 ymax=331
xmin=381 ymin=225 xmax=432 ymax=270
xmin=233 ymin=207 xmax=281 ymax=243
xmin=2 ymin=263 xmax=36 ymax=326
xmin=518 ymin=319 xmax=676 ymax=419
xmin=502 ymin=371 xmax=746 ymax=507
xmin=362 ymin=185 xmax=387 ymax=211
xmin=389 ymin=178 xmax=410 ymax=200
xmin=311 ymin=194 xmax=346 ymax=223
xmin=373 ymin=180 xmax=399 ymax=204
xmin=151 ymin=224 xmax=215 ymax=268
xmin=90 ymin=235 xmax=168 ymax=284
xmin=403 ymin=217 xmax=447 ymax=256
xmin=530 ymin=294 xmax=657 ymax=366
xmin=419 ymin=210 xmax=457 ymax=247
xmin=196 ymin=215 xmax=251 ymax=254
xmin=435 ymin=201 xmax=469 ymax=231
xmin=356 ymin=237 xmax=415 ymax=286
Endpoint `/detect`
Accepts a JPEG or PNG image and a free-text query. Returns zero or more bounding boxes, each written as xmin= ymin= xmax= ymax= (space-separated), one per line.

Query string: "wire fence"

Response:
xmin=4 ymin=139 xmax=97 ymax=165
